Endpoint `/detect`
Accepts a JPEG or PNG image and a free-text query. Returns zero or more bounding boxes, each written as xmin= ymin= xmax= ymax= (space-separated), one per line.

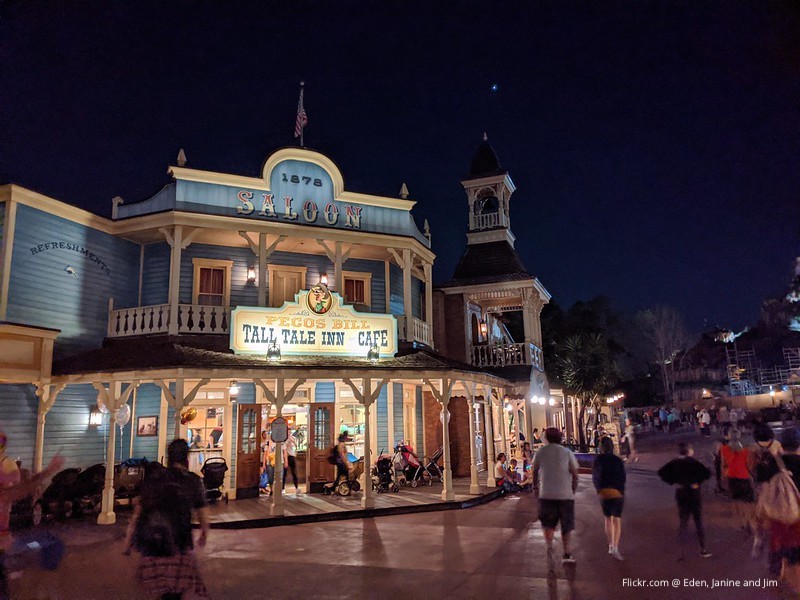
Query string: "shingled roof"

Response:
xmin=438 ymin=240 xmax=532 ymax=288
xmin=51 ymin=337 xmax=508 ymax=381
xmin=464 ymin=140 xmax=507 ymax=180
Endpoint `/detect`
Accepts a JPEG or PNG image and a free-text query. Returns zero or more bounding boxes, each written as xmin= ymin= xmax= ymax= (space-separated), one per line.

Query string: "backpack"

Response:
xmin=327 ymin=446 xmax=339 ymax=465
xmin=134 ymin=509 xmax=177 ymax=557
xmin=756 ymin=454 xmax=800 ymax=524
xmin=752 ymin=443 xmax=778 ymax=483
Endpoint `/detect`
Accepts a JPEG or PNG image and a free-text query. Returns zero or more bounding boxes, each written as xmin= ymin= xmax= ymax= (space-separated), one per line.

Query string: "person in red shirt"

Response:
xmin=720 ymin=429 xmax=754 ymax=533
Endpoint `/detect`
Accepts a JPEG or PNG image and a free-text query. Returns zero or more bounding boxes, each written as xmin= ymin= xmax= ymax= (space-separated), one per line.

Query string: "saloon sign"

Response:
xmin=230 ymin=285 xmax=398 ymax=357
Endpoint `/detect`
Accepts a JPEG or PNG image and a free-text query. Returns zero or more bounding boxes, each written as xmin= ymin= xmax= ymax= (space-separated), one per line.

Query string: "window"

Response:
xmin=192 ymin=258 xmax=233 ymax=306
xmin=342 ymin=271 xmax=371 ymax=309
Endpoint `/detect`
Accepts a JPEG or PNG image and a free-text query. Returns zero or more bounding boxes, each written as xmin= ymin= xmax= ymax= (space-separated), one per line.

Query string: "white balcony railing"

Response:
xmin=470 ymin=342 xmax=544 ymax=371
xmin=469 ymin=211 xmax=508 ymax=231
xmin=397 ymin=315 xmax=432 ymax=347
xmin=107 ymin=302 xmax=231 ymax=338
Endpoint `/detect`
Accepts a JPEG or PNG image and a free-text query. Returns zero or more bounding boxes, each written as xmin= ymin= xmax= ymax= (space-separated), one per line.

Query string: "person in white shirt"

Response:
xmin=282 ymin=427 xmax=300 ymax=494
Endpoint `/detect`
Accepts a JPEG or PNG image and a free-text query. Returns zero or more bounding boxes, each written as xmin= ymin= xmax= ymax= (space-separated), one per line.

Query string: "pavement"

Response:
xmin=8 ymin=428 xmax=797 ymax=600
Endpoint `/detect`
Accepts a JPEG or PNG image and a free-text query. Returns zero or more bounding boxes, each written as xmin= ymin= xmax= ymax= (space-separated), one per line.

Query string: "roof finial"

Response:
xmin=483 ymin=131 xmax=488 ymax=142
xmin=423 ymin=219 xmax=431 ymax=241
xmin=399 ymin=183 xmax=409 ymax=199
xmin=177 ymin=148 xmax=187 ymax=167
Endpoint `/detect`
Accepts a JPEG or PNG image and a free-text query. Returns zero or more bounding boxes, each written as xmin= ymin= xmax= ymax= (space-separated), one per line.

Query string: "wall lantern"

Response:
xmin=320 ymin=274 xmax=328 ymax=286
xmin=548 ymin=397 xmax=556 ymax=406
xmin=89 ymin=405 xmax=103 ymax=427
xmin=479 ymin=319 xmax=488 ymax=337
xmin=367 ymin=343 xmax=380 ymax=362
xmin=247 ymin=266 xmax=256 ymax=283
xmin=229 ymin=381 xmax=240 ymax=400
xmin=266 ymin=342 xmax=282 ymax=361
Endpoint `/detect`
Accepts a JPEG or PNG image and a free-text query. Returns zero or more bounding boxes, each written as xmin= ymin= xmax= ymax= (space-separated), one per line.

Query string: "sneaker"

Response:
xmin=700 ymin=551 xmax=713 ymax=559
xmin=562 ymin=553 xmax=576 ymax=564
xmin=608 ymin=545 xmax=614 ymax=555
xmin=611 ymin=549 xmax=624 ymax=561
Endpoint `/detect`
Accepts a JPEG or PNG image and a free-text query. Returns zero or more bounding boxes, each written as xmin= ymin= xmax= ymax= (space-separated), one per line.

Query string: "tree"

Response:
xmin=553 ymin=332 xmax=617 ymax=449
xmin=636 ymin=306 xmax=693 ymax=403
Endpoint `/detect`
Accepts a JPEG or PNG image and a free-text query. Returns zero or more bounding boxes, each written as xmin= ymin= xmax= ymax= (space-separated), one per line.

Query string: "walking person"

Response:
xmin=622 ymin=419 xmax=638 ymax=462
xmin=721 ymin=429 xmax=755 ymax=531
xmin=282 ymin=426 xmax=300 ymax=495
xmin=657 ymin=442 xmax=713 ymax=559
xmin=532 ymin=427 xmax=580 ymax=570
xmin=749 ymin=423 xmax=783 ymax=559
xmin=764 ymin=428 xmax=800 ymax=590
xmin=126 ymin=439 xmax=211 ymax=600
xmin=592 ymin=436 xmax=626 ymax=560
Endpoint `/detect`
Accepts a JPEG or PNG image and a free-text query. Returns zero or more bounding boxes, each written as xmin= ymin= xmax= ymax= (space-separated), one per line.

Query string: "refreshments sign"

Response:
xmin=230 ymin=285 xmax=398 ymax=357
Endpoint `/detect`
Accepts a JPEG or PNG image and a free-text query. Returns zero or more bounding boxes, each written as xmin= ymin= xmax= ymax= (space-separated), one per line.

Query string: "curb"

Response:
xmin=205 ymin=488 xmax=504 ymax=530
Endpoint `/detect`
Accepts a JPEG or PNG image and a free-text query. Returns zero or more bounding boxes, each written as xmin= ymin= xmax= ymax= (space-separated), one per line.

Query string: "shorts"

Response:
xmin=538 ymin=499 xmax=575 ymax=535
xmin=600 ymin=497 xmax=624 ymax=518
xmin=728 ymin=478 xmax=754 ymax=503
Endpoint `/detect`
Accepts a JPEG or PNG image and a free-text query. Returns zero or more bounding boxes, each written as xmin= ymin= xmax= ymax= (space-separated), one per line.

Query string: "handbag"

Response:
xmin=259 ymin=470 xmax=270 ymax=489
xmin=756 ymin=454 xmax=800 ymax=524
xmin=597 ymin=488 xmax=623 ymax=500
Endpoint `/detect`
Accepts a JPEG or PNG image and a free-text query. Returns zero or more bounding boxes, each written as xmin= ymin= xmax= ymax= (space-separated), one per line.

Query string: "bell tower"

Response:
xmin=462 ymin=133 xmax=517 ymax=247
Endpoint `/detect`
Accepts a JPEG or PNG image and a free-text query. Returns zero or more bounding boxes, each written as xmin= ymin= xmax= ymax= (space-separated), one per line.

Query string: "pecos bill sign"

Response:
xmin=230 ymin=285 xmax=397 ymax=357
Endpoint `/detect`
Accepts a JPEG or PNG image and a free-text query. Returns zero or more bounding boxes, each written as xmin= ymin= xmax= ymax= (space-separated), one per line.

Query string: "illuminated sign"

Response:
xmin=230 ymin=286 xmax=398 ymax=357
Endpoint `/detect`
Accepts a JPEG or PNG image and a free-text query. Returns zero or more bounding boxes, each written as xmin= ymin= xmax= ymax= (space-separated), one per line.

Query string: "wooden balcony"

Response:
xmin=107 ymin=301 xmax=231 ymax=338
xmin=397 ymin=315 xmax=432 ymax=347
xmin=470 ymin=342 xmax=544 ymax=371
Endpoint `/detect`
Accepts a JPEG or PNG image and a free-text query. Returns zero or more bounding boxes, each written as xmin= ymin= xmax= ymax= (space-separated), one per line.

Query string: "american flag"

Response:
xmin=294 ymin=82 xmax=308 ymax=141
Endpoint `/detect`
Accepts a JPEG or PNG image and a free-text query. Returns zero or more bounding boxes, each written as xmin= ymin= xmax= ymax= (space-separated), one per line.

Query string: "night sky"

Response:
xmin=2 ymin=1 xmax=799 ymax=332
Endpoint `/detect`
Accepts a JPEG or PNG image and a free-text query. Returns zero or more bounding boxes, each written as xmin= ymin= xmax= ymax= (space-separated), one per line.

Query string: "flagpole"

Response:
xmin=299 ymin=81 xmax=305 ymax=148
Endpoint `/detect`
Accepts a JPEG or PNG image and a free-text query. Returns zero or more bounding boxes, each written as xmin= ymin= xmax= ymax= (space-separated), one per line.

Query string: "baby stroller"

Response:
xmin=201 ymin=456 xmax=229 ymax=503
xmin=115 ymin=457 xmax=148 ymax=500
xmin=323 ymin=457 xmax=364 ymax=496
xmin=422 ymin=447 xmax=444 ymax=483
xmin=394 ymin=443 xmax=442 ymax=487
xmin=372 ymin=451 xmax=399 ymax=493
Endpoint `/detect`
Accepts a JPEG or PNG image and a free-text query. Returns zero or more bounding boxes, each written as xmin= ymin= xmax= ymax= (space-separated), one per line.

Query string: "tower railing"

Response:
xmin=469 ymin=211 xmax=508 ymax=231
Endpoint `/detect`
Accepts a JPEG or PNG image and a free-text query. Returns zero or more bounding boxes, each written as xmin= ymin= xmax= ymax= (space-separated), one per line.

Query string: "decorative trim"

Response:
xmin=466 ymin=228 xmax=516 ymax=247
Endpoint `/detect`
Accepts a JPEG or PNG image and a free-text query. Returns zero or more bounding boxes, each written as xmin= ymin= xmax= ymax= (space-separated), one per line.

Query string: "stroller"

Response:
xmin=393 ymin=443 xmax=442 ymax=487
xmin=201 ymin=456 xmax=229 ymax=503
xmin=323 ymin=457 xmax=364 ymax=496
xmin=115 ymin=457 xmax=148 ymax=500
xmin=372 ymin=451 xmax=399 ymax=493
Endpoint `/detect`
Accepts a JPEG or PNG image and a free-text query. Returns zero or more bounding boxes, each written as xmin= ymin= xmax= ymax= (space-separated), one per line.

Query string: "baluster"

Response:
xmin=209 ymin=307 xmax=218 ymax=332
xmin=157 ymin=306 xmax=164 ymax=330
xmin=147 ymin=307 xmax=154 ymax=332
xmin=123 ymin=311 xmax=130 ymax=335
xmin=221 ymin=309 xmax=228 ymax=332
xmin=177 ymin=305 xmax=184 ymax=330
xmin=114 ymin=312 xmax=121 ymax=335
xmin=198 ymin=306 xmax=206 ymax=332
xmin=186 ymin=306 xmax=194 ymax=331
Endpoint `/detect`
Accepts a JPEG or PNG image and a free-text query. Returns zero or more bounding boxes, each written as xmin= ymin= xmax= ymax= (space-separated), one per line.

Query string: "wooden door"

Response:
xmin=307 ymin=402 xmax=335 ymax=493
xmin=236 ymin=403 xmax=262 ymax=499
xmin=271 ymin=269 xmax=304 ymax=307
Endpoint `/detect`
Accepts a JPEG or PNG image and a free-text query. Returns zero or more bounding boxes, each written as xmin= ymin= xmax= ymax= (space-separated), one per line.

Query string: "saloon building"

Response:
xmin=0 ymin=140 xmax=554 ymax=524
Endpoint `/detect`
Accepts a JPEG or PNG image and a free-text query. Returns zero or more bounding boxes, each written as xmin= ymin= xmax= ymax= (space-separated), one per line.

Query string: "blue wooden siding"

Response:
xmin=389 ymin=264 xmax=403 ymax=315
xmin=0 ymin=385 xmax=38 ymax=469
xmin=141 ymin=242 xmax=170 ymax=306
xmin=392 ymin=383 xmax=404 ymax=445
xmin=179 ymin=243 xmax=259 ymax=307
xmin=388 ymin=263 xmax=423 ymax=318
xmin=42 ymin=384 xmax=106 ymax=469
xmin=7 ymin=205 xmax=140 ymax=357
xmin=131 ymin=384 xmax=161 ymax=460
xmin=376 ymin=385 xmax=388 ymax=453
xmin=314 ymin=382 xmax=335 ymax=403
xmin=415 ymin=386 xmax=424 ymax=454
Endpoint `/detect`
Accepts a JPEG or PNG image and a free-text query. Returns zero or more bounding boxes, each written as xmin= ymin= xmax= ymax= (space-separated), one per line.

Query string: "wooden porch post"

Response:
xmin=424 ymin=263 xmax=433 ymax=347
xmin=483 ymin=386 xmax=496 ymax=488
xmin=463 ymin=381 xmax=480 ymax=495
xmin=33 ymin=383 xmax=64 ymax=472
xmin=343 ymin=376 xmax=388 ymax=509
xmin=93 ymin=381 xmax=137 ymax=525
xmin=424 ymin=377 xmax=455 ymax=501
xmin=166 ymin=225 xmax=183 ymax=335
xmin=255 ymin=377 xmax=306 ymax=516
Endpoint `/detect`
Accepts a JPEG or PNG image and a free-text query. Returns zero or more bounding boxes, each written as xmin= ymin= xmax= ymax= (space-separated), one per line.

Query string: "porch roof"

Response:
xmin=51 ymin=339 xmax=510 ymax=385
